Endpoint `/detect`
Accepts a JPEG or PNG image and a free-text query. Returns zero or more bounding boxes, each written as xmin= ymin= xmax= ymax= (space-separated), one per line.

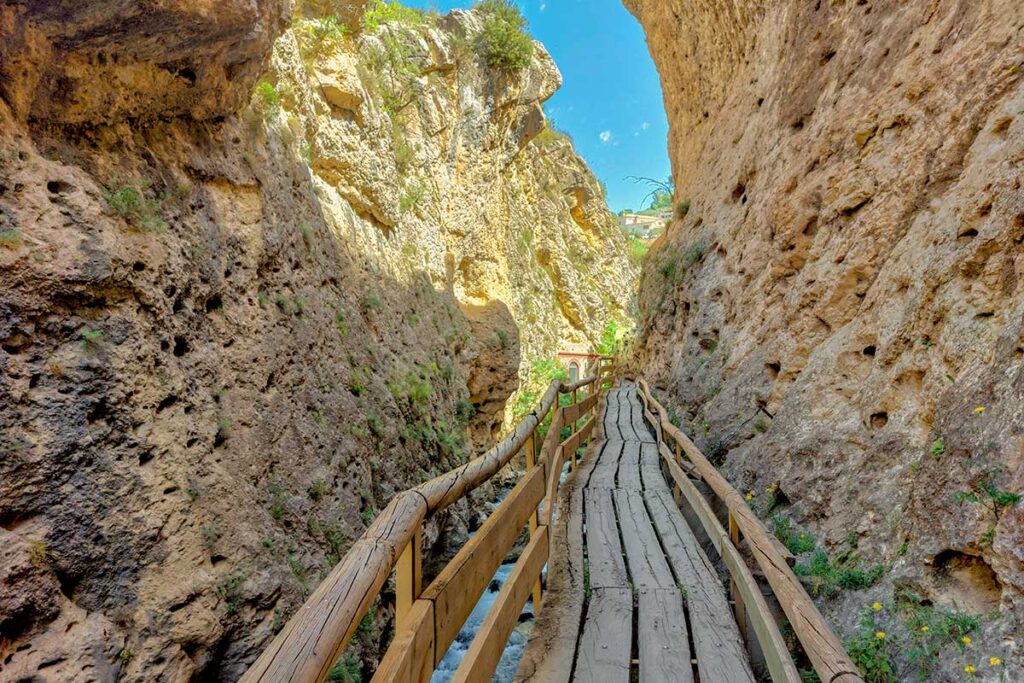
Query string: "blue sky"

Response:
xmin=403 ymin=0 xmax=671 ymax=213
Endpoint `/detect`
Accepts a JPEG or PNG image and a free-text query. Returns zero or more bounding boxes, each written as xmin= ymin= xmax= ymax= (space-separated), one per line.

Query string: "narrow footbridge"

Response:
xmin=242 ymin=363 xmax=865 ymax=683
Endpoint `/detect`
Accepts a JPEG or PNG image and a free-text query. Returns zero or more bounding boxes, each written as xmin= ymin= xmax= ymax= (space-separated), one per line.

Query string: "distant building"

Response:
xmin=618 ymin=213 xmax=666 ymax=239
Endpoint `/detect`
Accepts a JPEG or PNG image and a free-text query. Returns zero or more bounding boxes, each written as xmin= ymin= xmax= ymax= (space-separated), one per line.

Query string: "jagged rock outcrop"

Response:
xmin=627 ymin=0 xmax=1023 ymax=677
xmin=0 ymin=4 xmax=635 ymax=681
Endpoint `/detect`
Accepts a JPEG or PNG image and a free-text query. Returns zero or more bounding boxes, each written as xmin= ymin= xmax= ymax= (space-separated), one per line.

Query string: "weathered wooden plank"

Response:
xmin=372 ymin=600 xmax=434 ymax=683
xmin=640 ymin=442 xmax=664 ymax=491
xmin=574 ymin=587 xmax=632 ymax=683
xmin=588 ymin=440 xmax=621 ymax=490
xmin=452 ymin=526 xmax=549 ymax=683
xmin=638 ymin=588 xmax=693 ymax=683
xmin=584 ymin=489 xmax=627 ymax=588
xmin=615 ymin=440 xmax=642 ymax=490
xmin=423 ymin=465 xmax=546 ymax=663
xmin=636 ymin=380 xmax=856 ymax=682
xmin=643 ymin=488 xmax=756 ymax=683
xmin=614 ymin=490 xmax=674 ymax=589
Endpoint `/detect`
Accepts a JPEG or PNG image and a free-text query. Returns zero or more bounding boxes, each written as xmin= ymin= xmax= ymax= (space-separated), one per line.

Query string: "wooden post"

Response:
xmin=673 ymin=442 xmax=683 ymax=506
xmin=570 ymin=388 xmax=579 ymax=469
xmin=396 ymin=526 xmax=423 ymax=625
xmin=524 ymin=432 xmax=544 ymax=613
xmin=728 ymin=511 xmax=748 ymax=643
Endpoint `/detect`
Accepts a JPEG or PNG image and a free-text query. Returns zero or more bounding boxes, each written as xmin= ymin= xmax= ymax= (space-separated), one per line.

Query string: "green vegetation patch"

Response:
xmin=476 ymin=0 xmax=534 ymax=73
xmin=103 ymin=181 xmax=168 ymax=232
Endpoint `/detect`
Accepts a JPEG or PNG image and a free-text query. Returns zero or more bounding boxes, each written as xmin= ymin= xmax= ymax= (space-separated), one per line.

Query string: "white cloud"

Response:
xmin=641 ymin=121 xmax=650 ymax=131
xmin=540 ymin=2 xmax=547 ymax=10
xmin=599 ymin=130 xmax=613 ymax=143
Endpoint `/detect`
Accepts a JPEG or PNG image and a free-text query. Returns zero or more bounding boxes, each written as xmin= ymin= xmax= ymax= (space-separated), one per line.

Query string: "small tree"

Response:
xmin=476 ymin=0 xmax=533 ymax=72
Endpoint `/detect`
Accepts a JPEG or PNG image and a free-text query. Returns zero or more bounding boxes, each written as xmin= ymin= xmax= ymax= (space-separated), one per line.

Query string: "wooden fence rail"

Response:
xmin=636 ymin=379 xmax=864 ymax=683
xmin=242 ymin=360 xmax=610 ymax=683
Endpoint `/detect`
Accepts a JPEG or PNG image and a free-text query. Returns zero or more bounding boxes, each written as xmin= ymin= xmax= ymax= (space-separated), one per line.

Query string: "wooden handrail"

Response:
xmin=637 ymin=379 xmax=864 ymax=683
xmin=242 ymin=369 xmax=607 ymax=683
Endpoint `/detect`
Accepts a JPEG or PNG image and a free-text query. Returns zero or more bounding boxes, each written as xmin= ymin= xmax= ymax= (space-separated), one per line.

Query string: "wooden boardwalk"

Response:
xmin=516 ymin=383 xmax=756 ymax=683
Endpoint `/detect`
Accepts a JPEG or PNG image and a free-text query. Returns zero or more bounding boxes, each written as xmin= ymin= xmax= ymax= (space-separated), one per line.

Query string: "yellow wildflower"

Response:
xmin=962 ymin=636 xmax=972 ymax=646
xmin=965 ymin=665 xmax=977 ymax=673
xmin=973 ymin=406 xmax=986 ymax=413
xmin=875 ymin=631 xmax=886 ymax=640
xmin=872 ymin=602 xmax=882 ymax=611
xmin=745 ymin=491 xmax=754 ymax=501
xmin=920 ymin=625 xmax=929 ymax=632
xmin=989 ymin=657 xmax=1002 ymax=666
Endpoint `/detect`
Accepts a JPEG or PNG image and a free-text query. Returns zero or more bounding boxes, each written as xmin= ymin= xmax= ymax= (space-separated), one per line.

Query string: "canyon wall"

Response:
xmin=0 ymin=2 xmax=635 ymax=680
xmin=627 ymin=0 xmax=1023 ymax=677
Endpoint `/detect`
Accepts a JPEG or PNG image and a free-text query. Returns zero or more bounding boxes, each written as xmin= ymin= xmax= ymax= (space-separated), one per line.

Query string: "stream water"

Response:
xmin=429 ymin=461 xmax=572 ymax=682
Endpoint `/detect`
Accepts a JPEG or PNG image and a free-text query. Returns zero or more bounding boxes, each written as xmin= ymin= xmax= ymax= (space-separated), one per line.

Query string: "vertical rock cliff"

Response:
xmin=0 ymin=2 xmax=635 ymax=680
xmin=627 ymin=0 xmax=1023 ymax=676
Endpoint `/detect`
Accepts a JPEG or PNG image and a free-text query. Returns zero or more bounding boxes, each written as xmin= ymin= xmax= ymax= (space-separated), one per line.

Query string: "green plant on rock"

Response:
xmin=363 ymin=0 xmax=430 ymax=32
xmin=327 ymin=655 xmax=363 ymax=683
xmin=216 ymin=574 xmax=245 ymax=615
xmin=794 ymin=549 xmax=885 ymax=597
xmin=845 ymin=605 xmax=894 ymax=683
xmin=399 ymin=179 xmax=426 ymax=214
xmin=476 ymin=0 xmax=533 ymax=73
xmin=930 ymin=438 xmax=945 ymax=459
xmin=685 ymin=240 xmax=708 ymax=265
xmin=308 ymin=478 xmax=330 ymax=501
xmin=254 ymin=81 xmax=282 ymax=121
xmin=675 ymin=199 xmax=691 ymax=219
xmin=268 ymin=483 xmax=288 ymax=521
xmin=298 ymin=15 xmax=350 ymax=57
xmin=361 ymin=292 xmax=383 ymax=314
xmin=79 ymin=328 xmax=104 ymax=350
xmin=103 ymin=181 xmax=167 ymax=232
xmin=288 ymin=555 xmax=311 ymax=595
xmin=627 ymin=234 xmax=649 ymax=262
xmin=771 ymin=516 xmax=816 ymax=555
xmin=895 ymin=588 xmax=980 ymax=680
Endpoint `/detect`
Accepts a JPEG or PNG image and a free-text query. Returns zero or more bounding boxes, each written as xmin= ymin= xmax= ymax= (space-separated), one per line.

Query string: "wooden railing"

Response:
xmin=241 ymin=359 xmax=615 ymax=683
xmin=636 ymin=379 xmax=864 ymax=683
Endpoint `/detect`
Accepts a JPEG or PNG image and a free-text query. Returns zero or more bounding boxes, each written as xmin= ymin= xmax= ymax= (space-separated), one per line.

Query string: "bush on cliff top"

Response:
xmin=476 ymin=0 xmax=533 ymax=73
xmin=363 ymin=0 xmax=431 ymax=33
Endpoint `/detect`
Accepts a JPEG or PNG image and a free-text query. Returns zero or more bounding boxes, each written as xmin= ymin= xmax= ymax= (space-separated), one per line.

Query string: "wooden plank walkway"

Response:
xmin=517 ymin=383 xmax=756 ymax=683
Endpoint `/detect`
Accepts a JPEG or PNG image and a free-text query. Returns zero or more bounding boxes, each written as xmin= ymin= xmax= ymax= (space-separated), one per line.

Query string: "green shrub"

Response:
xmin=627 ymin=235 xmax=649 ymax=262
xmin=79 ymin=328 xmax=103 ymax=349
xmin=327 ymin=655 xmax=363 ymax=683
xmin=216 ymin=574 xmax=245 ymax=614
xmin=476 ymin=0 xmax=533 ymax=73
xmin=895 ymin=588 xmax=979 ymax=679
xmin=496 ymin=329 xmax=511 ymax=348
xmin=254 ymin=81 xmax=282 ymax=121
xmin=399 ymin=179 xmax=426 ymax=213
xmin=676 ymin=199 xmax=691 ymax=219
xmin=361 ymin=292 xmax=383 ymax=314
xmin=363 ymin=0 xmax=430 ymax=32
xmin=298 ymin=15 xmax=349 ymax=56
xmin=795 ymin=549 xmax=885 ymax=597
xmin=685 ymin=240 xmax=707 ymax=265
xmin=268 ymin=483 xmax=287 ymax=521
xmin=771 ymin=516 xmax=816 ymax=554
xmin=308 ymin=478 xmax=330 ymax=501
xmin=103 ymin=181 xmax=167 ymax=232
xmin=930 ymin=438 xmax=945 ymax=459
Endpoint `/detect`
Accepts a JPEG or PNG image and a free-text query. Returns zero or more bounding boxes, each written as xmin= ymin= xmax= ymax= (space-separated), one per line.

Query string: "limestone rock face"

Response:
xmin=0 ymin=0 xmax=290 ymax=123
xmin=0 ymin=4 xmax=635 ymax=681
xmin=627 ymin=0 xmax=1023 ymax=673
